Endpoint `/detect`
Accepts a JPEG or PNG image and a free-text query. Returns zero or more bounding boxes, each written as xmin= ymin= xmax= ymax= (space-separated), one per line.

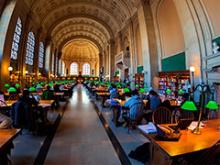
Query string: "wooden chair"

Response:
xmin=8 ymin=93 xmax=19 ymax=100
xmin=174 ymin=108 xmax=195 ymax=123
xmin=152 ymin=106 xmax=172 ymax=124
xmin=208 ymin=110 xmax=219 ymax=120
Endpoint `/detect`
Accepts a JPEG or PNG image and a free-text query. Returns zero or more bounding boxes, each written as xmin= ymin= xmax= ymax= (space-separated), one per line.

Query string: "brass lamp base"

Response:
xmin=192 ymin=127 xmax=201 ymax=135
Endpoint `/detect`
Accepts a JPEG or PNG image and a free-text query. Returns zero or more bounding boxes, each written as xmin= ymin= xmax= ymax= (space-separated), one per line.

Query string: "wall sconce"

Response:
xmin=190 ymin=66 xmax=195 ymax=90
xmin=8 ymin=66 xmax=13 ymax=72
xmin=25 ymin=71 xmax=29 ymax=74
xmin=8 ymin=66 xmax=13 ymax=82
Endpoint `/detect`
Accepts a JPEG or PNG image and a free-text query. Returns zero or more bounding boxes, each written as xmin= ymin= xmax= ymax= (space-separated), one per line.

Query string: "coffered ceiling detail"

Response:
xmin=61 ymin=39 xmax=99 ymax=62
xmin=23 ymin=0 xmax=138 ymax=60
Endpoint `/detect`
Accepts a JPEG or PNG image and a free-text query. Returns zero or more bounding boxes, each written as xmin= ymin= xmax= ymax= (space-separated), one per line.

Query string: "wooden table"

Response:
xmin=96 ymin=92 xmax=110 ymax=106
xmin=38 ymin=100 xmax=54 ymax=108
xmin=0 ymin=100 xmax=54 ymax=109
xmin=0 ymin=129 xmax=21 ymax=164
xmin=139 ymin=119 xmax=220 ymax=164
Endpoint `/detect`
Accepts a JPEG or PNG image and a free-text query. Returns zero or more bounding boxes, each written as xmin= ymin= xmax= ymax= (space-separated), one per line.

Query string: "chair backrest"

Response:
xmin=174 ymin=109 xmax=195 ymax=123
xmin=8 ymin=93 xmax=19 ymax=100
xmin=208 ymin=110 xmax=219 ymax=120
xmin=152 ymin=106 xmax=172 ymax=124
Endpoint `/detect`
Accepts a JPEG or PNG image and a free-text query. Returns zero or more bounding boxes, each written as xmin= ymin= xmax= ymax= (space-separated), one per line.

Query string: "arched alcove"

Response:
xmin=202 ymin=0 xmax=220 ymax=37
xmin=157 ymin=0 xmax=185 ymax=57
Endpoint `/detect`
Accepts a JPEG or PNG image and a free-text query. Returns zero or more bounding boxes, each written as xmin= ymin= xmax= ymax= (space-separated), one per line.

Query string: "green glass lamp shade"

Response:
xmin=139 ymin=88 xmax=145 ymax=93
xmin=181 ymin=101 xmax=197 ymax=111
xmin=8 ymin=87 xmax=17 ymax=93
xmin=124 ymin=88 xmax=130 ymax=93
xmin=178 ymin=89 xmax=184 ymax=95
xmin=166 ymin=89 xmax=172 ymax=95
xmin=29 ymin=87 xmax=36 ymax=92
xmin=117 ymin=84 xmax=121 ymax=88
xmin=206 ymin=101 xmax=219 ymax=110
xmin=15 ymin=83 xmax=20 ymax=88
xmin=4 ymin=84 xmax=10 ymax=88
xmin=37 ymin=84 xmax=42 ymax=88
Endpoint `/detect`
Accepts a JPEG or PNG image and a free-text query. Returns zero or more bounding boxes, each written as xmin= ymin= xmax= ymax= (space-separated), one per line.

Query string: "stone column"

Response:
xmin=109 ymin=40 xmax=115 ymax=80
xmin=137 ymin=3 xmax=151 ymax=87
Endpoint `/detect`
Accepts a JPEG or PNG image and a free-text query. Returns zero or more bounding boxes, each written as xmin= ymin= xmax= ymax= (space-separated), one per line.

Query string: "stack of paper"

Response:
xmin=138 ymin=122 xmax=157 ymax=134
xmin=188 ymin=121 xmax=205 ymax=131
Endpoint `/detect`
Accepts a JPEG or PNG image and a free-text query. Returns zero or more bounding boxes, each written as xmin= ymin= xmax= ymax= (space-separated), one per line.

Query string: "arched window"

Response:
xmin=82 ymin=63 xmax=90 ymax=75
xmin=25 ymin=32 xmax=35 ymax=65
xmin=38 ymin=42 xmax=44 ymax=68
xmin=70 ymin=62 xmax=78 ymax=75
xmin=11 ymin=18 xmax=22 ymax=60
xmin=45 ymin=45 xmax=51 ymax=71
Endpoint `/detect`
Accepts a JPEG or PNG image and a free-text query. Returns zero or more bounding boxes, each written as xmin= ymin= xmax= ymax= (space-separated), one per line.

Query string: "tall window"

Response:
xmin=82 ymin=63 xmax=90 ymax=75
xmin=70 ymin=62 xmax=78 ymax=75
xmin=25 ymin=32 xmax=35 ymax=65
xmin=38 ymin=42 xmax=44 ymax=68
xmin=45 ymin=45 xmax=51 ymax=71
xmin=11 ymin=18 xmax=22 ymax=60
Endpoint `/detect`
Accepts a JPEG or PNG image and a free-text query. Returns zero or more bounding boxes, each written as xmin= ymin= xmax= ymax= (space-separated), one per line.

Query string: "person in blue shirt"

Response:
xmin=124 ymin=90 xmax=145 ymax=124
xmin=109 ymin=84 xmax=119 ymax=99
xmin=148 ymin=90 xmax=161 ymax=111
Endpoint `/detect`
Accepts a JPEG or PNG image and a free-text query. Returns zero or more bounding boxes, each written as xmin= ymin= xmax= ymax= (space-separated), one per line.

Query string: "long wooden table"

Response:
xmin=139 ymin=119 xmax=220 ymax=164
xmin=0 ymin=100 xmax=54 ymax=108
xmin=0 ymin=128 xmax=21 ymax=164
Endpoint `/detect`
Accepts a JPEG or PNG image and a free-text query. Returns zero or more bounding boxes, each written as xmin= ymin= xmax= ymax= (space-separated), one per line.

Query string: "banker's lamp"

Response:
xmin=4 ymin=83 xmax=10 ymax=89
xmin=166 ymin=89 xmax=172 ymax=95
xmin=124 ymin=88 xmax=130 ymax=93
xmin=181 ymin=100 xmax=201 ymax=134
xmin=206 ymin=100 xmax=219 ymax=119
xmin=181 ymin=101 xmax=197 ymax=111
xmin=139 ymin=88 xmax=145 ymax=93
xmin=29 ymin=87 xmax=36 ymax=92
xmin=8 ymin=87 xmax=17 ymax=93
xmin=15 ymin=83 xmax=20 ymax=88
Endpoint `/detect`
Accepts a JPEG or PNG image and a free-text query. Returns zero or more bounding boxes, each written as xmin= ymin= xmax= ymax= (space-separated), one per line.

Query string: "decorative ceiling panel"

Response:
xmin=61 ymin=39 xmax=99 ymax=62
xmin=23 ymin=0 xmax=139 ymax=58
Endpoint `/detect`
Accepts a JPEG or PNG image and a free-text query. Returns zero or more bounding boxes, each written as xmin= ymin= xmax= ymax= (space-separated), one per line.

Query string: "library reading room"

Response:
xmin=0 ymin=0 xmax=220 ymax=164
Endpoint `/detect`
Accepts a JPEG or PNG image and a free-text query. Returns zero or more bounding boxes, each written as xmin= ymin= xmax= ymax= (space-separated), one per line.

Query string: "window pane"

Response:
xmin=25 ymin=32 xmax=35 ymax=66
xmin=38 ymin=42 xmax=44 ymax=68
xmin=70 ymin=63 xmax=78 ymax=75
xmin=10 ymin=18 xmax=22 ymax=60
xmin=82 ymin=63 xmax=90 ymax=75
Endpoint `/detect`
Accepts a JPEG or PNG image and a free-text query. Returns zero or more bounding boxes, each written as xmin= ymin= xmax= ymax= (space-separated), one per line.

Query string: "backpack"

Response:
xmin=128 ymin=143 xmax=150 ymax=163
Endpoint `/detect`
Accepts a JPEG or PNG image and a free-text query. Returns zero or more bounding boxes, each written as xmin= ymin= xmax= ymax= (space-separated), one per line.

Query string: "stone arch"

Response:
xmin=157 ymin=0 xmax=185 ymax=58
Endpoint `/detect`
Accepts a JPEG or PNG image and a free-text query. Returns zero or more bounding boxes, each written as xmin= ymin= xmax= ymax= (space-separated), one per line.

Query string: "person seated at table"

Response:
xmin=11 ymin=89 xmax=38 ymax=131
xmin=123 ymin=90 xmax=145 ymax=126
xmin=0 ymin=112 xmax=12 ymax=129
xmin=59 ymin=83 xmax=65 ymax=91
xmin=54 ymin=83 xmax=61 ymax=92
xmin=138 ymin=88 xmax=148 ymax=100
xmin=160 ymin=100 xmax=172 ymax=110
xmin=42 ymin=86 xmax=55 ymax=100
xmin=109 ymin=84 xmax=119 ymax=99
xmin=148 ymin=90 xmax=161 ymax=111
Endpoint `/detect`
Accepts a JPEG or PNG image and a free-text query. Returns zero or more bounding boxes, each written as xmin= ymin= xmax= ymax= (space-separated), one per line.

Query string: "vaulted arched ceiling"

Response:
xmin=61 ymin=39 xmax=99 ymax=63
xmin=23 ymin=0 xmax=138 ymax=61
